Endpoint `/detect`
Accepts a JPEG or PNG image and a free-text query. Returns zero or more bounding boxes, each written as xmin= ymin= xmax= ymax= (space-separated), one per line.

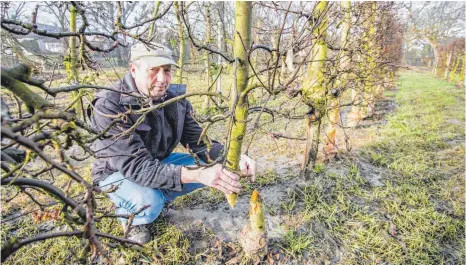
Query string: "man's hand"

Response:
xmin=182 ymin=164 xmax=241 ymax=194
xmin=239 ymin=154 xmax=257 ymax=183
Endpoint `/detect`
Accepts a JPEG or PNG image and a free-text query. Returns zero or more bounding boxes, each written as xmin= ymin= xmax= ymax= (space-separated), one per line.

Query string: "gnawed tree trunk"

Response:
xmin=66 ymin=5 xmax=84 ymax=121
xmin=301 ymin=1 xmax=328 ymax=175
xmin=324 ymin=1 xmax=351 ymax=159
xmin=174 ymin=2 xmax=185 ymax=84
xmin=239 ymin=190 xmax=268 ymax=262
xmin=224 ymin=1 xmax=252 ymax=208
xmin=202 ymin=3 xmax=214 ymax=111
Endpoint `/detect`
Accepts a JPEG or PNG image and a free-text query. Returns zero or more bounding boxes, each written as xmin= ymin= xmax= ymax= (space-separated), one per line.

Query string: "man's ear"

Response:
xmin=129 ymin=63 xmax=137 ymax=78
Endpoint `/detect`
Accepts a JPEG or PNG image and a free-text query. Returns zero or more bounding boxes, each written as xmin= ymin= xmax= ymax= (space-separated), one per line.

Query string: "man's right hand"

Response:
xmin=181 ymin=164 xmax=241 ymax=194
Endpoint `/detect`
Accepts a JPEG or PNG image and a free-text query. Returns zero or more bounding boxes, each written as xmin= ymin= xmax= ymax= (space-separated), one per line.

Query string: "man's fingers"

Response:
xmin=249 ymin=161 xmax=257 ymax=183
xmin=219 ymin=172 xmax=241 ymax=188
xmin=221 ymin=168 xmax=239 ymax=181
xmin=214 ymin=184 xmax=231 ymax=194
xmin=215 ymin=181 xmax=240 ymax=194
xmin=218 ymin=177 xmax=241 ymax=192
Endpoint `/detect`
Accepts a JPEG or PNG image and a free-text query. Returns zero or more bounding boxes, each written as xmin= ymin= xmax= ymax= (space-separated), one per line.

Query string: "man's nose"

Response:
xmin=156 ymin=69 xmax=166 ymax=83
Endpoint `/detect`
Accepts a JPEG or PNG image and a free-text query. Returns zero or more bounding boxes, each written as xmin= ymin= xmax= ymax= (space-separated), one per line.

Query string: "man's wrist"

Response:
xmin=180 ymin=167 xmax=200 ymax=184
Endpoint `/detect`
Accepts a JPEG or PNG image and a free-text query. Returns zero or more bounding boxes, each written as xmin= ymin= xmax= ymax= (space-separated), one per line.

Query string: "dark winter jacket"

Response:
xmin=89 ymin=73 xmax=224 ymax=191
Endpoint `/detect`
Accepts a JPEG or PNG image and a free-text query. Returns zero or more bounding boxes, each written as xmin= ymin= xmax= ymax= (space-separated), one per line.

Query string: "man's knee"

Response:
xmin=138 ymin=203 xmax=163 ymax=223
xmin=132 ymin=190 xmax=166 ymax=224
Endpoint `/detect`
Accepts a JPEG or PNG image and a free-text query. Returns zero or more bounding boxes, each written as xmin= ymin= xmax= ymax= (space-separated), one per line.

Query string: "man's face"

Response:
xmin=130 ymin=61 xmax=172 ymax=99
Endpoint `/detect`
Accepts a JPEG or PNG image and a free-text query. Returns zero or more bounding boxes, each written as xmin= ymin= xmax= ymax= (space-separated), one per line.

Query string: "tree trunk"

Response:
xmin=444 ymin=50 xmax=453 ymax=80
xmin=174 ymin=2 xmax=185 ymax=84
xmin=203 ymin=3 xmax=213 ymax=111
xmin=347 ymin=86 xmax=362 ymax=127
xmin=67 ymin=5 xmax=84 ymax=121
xmin=360 ymin=2 xmax=376 ymax=119
xmin=301 ymin=1 xmax=328 ymax=175
xmin=302 ymin=112 xmax=322 ymax=174
xmin=424 ymin=36 xmax=439 ymax=76
xmin=450 ymin=56 xmax=460 ymax=83
xmin=459 ymin=58 xmax=465 ymax=85
xmin=216 ymin=2 xmax=225 ymax=95
xmin=324 ymin=1 xmax=350 ymax=159
xmin=224 ymin=1 xmax=252 ymax=208
xmin=148 ymin=1 xmax=161 ymax=39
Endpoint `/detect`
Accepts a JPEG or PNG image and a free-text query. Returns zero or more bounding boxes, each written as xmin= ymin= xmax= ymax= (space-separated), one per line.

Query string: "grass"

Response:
xmin=279 ymin=229 xmax=313 ymax=257
xmin=277 ymin=71 xmax=465 ymax=264
xmin=1 ymin=70 xmax=464 ymax=264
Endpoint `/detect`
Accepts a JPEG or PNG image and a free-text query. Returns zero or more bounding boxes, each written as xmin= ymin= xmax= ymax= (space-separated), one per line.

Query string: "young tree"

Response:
xmin=224 ymin=1 xmax=252 ymax=207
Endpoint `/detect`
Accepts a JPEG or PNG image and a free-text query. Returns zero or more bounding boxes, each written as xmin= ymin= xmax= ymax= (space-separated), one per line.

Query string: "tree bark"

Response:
xmin=444 ymin=50 xmax=453 ymax=80
xmin=216 ymin=2 xmax=225 ymax=95
xmin=67 ymin=5 xmax=84 ymax=121
xmin=224 ymin=1 xmax=252 ymax=208
xmin=1 ymin=65 xmax=53 ymax=111
xmin=301 ymin=1 xmax=328 ymax=175
xmin=202 ymin=3 xmax=214 ymax=111
xmin=148 ymin=1 xmax=161 ymax=39
xmin=174 ymin=2 xmax=185 ymax=84
xmin=424 ymin=36 xmax=440 ymax=76
xmin=324 ymin=1 xmax=351 ymax=158
xmin=360 ymin=2 xmax=376 ymax=119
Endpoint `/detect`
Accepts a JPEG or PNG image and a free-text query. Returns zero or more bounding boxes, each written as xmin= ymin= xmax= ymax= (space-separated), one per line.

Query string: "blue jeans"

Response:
xmin=99 ymin=153 xmax=204 ymax=226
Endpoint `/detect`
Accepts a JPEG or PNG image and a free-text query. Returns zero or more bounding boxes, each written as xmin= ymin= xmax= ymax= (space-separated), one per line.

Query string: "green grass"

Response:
xmin=279 ymin=229 xmax=313 ymax=257
xmin=278 ymin=71 xmax=465 ymax=264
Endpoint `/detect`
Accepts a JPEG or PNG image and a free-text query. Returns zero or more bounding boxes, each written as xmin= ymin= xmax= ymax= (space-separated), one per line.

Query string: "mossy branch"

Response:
xmin=1 ymin=65 xmax=53 ymax=111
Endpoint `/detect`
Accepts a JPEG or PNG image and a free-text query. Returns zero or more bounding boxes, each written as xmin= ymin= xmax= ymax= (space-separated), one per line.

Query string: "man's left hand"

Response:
xmin=239 ymin=154 xmax=257 ymax=183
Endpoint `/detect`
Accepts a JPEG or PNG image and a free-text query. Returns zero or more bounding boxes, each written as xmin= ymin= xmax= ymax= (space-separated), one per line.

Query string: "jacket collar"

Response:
xmin=119 ymin=73 xmax=144 ymax=106
xmin=119 ymin=72 xmax=168 ymax=107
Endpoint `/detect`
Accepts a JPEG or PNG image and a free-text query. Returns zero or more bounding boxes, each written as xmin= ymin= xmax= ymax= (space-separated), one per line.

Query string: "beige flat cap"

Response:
xmin=130 ymin=42 xmax=178 ymax=68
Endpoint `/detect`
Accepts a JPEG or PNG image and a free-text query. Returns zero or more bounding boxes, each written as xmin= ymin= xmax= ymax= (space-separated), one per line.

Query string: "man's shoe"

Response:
xmin=127 ymin=224 xmax=151 ymax=244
